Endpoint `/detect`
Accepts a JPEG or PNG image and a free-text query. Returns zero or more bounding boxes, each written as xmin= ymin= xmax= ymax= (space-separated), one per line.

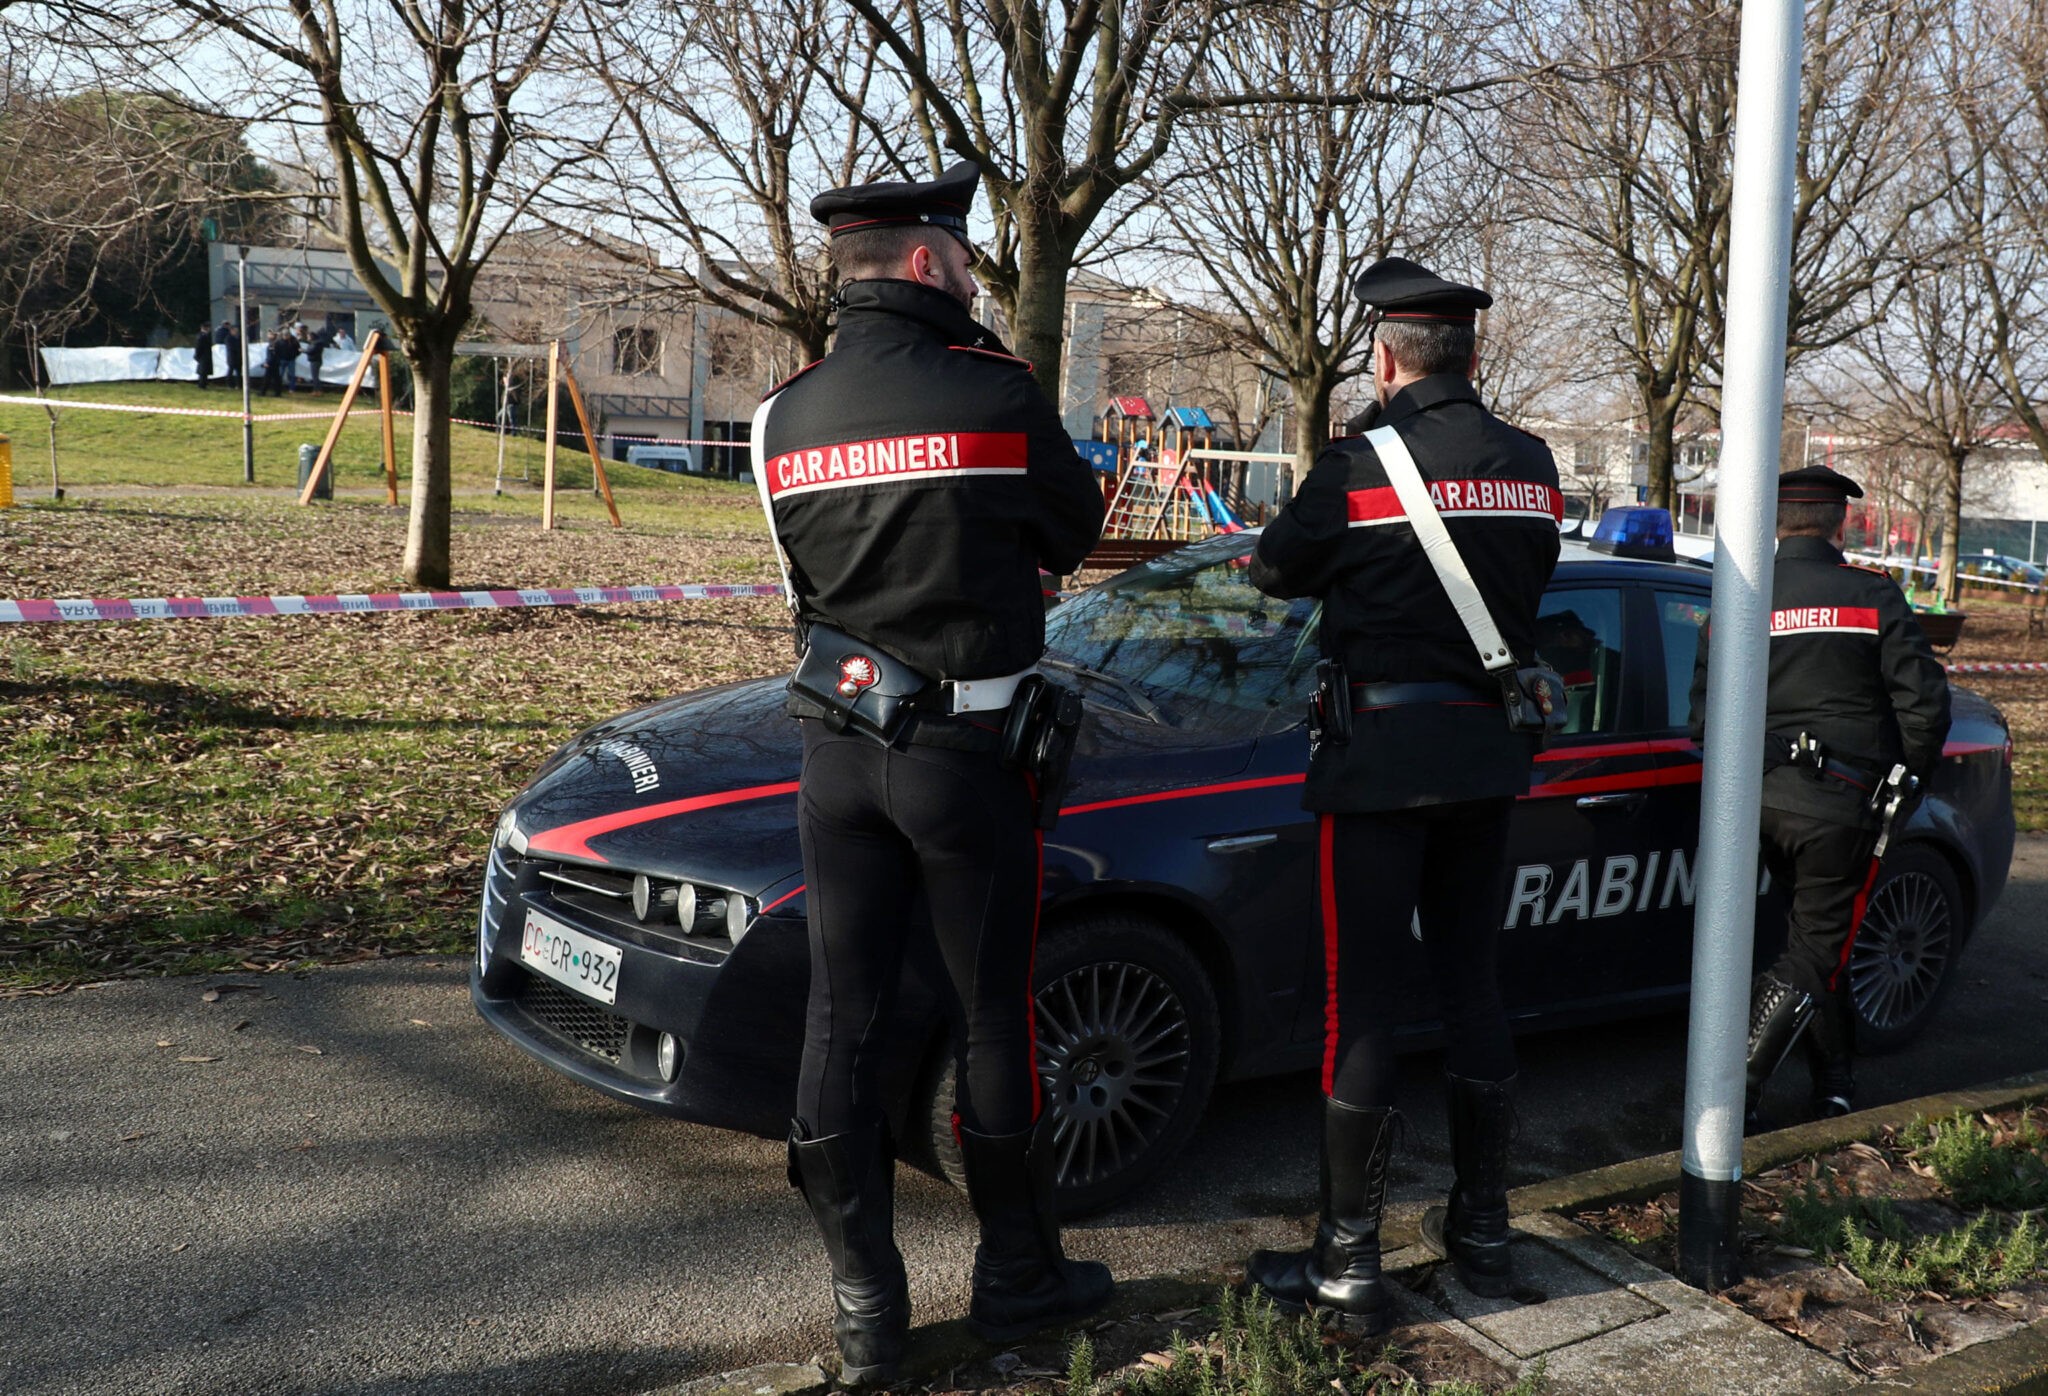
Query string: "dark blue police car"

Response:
xmin=474 ymin=523 xmax=2016 ymax=1212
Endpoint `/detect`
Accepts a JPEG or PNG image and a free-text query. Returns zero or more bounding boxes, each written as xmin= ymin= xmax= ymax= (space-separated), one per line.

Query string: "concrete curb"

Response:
xmin=1508 ymin=1068 xmax=2048 ymax=1217
xmin=1508 ymin=1068 xmax=2048 ymax=1396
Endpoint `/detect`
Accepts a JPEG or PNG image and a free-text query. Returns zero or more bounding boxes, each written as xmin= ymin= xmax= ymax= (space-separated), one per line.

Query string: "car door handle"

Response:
xmin=1206 ymin=834 xmax=1279 ymax=853
xmin=1575 ymin=792 xmax=1648 ymax=812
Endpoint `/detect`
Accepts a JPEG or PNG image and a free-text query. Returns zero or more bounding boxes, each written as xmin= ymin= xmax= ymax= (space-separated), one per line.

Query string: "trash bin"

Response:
xmin=0 ymin=434 xmax=12 ymax=510
xmin=297 ymin=442 xmax=332 ymax=501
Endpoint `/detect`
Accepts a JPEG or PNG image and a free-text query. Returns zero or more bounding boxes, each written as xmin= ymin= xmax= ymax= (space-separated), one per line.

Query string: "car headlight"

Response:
xmin=726 ymin=894 xmax=755 ymax=943
xmin=493 ymin=808 xmax=528 ymax=854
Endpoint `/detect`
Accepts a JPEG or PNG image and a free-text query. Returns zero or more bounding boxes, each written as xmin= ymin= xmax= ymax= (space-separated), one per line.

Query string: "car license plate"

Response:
xmin=519 ymin=907 xmax=622 ymax=1006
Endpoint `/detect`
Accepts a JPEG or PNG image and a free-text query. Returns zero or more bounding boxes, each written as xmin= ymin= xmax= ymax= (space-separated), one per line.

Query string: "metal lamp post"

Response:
xmin=237 ymin=245 xmax=254 ymax=485
xmin=1678 ymin=0 xmax=1806 ymax=1290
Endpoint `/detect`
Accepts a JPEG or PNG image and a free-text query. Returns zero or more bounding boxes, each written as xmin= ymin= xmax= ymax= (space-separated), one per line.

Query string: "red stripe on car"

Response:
xmin=526 ymin=781 xmax=801 ymax=862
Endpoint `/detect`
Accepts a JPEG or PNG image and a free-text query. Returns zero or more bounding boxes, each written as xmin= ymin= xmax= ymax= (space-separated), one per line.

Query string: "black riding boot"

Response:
xmin=959 ymin=1120 xmax=1114 ymax=1344
xmin=1744 ymin=974 xmax=1816 ymax=1130
xmin=1303 ymin=1098 xmax=1397 ymax=1332
xmin=1803 ymin=990 xmax=1857 ymax=1118
xmin=787 ymin=1122 xmax=910 ymax=1386
xmin=1244 ymin=1120 xmax=1338 ymax=1311
xmin=1421 ymin=1074 xmax=1516 ymax=1299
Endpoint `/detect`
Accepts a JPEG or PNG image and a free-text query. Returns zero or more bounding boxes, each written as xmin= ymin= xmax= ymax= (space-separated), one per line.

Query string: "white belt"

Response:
xmin=938 ymin=667 xmax=1035 ymax=714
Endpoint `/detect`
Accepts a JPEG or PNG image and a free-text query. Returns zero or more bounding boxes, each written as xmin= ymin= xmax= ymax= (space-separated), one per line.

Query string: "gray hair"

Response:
xmin=1375 ymin=319 xmax=1477 ymax=378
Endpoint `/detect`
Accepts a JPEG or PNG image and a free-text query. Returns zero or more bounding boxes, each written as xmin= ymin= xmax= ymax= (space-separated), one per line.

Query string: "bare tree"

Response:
xmin=1150 ymin=0 xmax=1480 ymax=489
xmin=1516 ymin=0 xmax=1946 ymax=509
xmin=559 ymin=0 xmax=899 ymax=366
xmin=81 ymin=0 xmax=597 ymax=587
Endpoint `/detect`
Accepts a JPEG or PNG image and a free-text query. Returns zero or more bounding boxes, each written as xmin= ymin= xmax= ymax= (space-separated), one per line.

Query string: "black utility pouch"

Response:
xmin=1498 ymin=663 xmax=1570 ymax=741
xmin=787 ymin=623 xmax=933 ymax=744
xmin=1001 ymin=675 xmax=1083 ymax=829
xmin=1308 ymin=658 xmax=1353 ymax=752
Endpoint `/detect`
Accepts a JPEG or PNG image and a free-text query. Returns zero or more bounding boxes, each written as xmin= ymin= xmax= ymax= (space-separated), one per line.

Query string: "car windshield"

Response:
xmin=1043 ymin=532 xmax=1319 ymax=733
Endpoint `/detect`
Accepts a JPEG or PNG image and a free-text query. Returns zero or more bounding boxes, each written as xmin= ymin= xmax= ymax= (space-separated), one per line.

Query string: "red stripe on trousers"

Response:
xmin=1830 ymin=857 xmax=1883 ymax=991
xmin=1029 ymin=823 xmax=1046 ymax=1121
xmin=1319 ymin=814 xmax=1341 ymax=1096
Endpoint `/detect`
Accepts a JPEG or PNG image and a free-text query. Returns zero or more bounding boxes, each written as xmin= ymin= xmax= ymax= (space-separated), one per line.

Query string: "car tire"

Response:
xmin=919 ymin=911 xmax=1222 ymax=1217
xmin=1850 ymin=844 xmax=1966 ymax=1055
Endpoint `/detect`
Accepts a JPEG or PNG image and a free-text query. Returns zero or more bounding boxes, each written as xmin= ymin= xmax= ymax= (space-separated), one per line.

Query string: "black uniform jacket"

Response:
xmin=1250 ymin=374 xmax=1563 ymax=813
xmin=1689 ymin=534 xmax=1951 ymax=827
xmin=756 ymin=280 xmax=1106 ymax=681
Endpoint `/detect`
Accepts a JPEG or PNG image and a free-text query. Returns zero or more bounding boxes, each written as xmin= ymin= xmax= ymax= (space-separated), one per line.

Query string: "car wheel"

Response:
xmin=1850 ymin=844 xmax=1965 ymax=1054
xmin=921 ymin=911 xmax=1222 ymax=1217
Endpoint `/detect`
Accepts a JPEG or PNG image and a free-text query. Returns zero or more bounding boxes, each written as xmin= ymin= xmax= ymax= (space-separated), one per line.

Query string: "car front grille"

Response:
xmin=514 ymin=973 xmax=630 ymax=1063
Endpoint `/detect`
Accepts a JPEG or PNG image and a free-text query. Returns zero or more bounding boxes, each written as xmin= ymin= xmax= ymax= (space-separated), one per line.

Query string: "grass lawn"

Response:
xmin=0 ymin=378 xmax=725 ymax=511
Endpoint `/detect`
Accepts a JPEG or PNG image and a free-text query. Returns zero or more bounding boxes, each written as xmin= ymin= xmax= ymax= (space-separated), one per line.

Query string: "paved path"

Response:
xmin=5 ymin=837 xmax=2045 ymax=1395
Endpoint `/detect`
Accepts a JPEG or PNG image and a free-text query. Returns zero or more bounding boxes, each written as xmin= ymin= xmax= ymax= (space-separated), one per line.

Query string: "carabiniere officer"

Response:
xmin=1690 ymin=465 xmax=1950 ymax=1128
xmin=1245 ymin=257 xmax=1563 ymax=1329
xmin=752 ymin=161 xmax=1110 ymax=1384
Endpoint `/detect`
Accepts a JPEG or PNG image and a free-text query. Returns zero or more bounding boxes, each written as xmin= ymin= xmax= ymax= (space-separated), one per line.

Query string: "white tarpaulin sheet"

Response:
xmin=38 ymin=347 xmax=164 ymax=386
xmin=40 ymin=345 xmax=375 ymax=389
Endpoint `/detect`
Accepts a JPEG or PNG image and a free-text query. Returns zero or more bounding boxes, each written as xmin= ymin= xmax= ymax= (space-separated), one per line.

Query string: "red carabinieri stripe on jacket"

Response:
xmin=762 ymin=430 xmax=1028 ymax=499
xmin=1345 ymin=479 xmax=1563 ymax=527
xmin=1770 ymin=606 xmax=1880 ymax=636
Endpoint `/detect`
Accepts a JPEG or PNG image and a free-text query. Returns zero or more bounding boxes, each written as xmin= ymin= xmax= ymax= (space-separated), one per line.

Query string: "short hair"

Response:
xmin=1778 ymin=498 xmax=1846 ymax=539
xmin=1375 ymin=319 xmax=1477 ymax=378
xmin=828 ymin=225 xmax=959 ymax=281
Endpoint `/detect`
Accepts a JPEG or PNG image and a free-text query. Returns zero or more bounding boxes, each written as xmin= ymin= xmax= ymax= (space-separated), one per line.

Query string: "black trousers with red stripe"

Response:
xmin=794 ymin=720 xmax=1043 ymax=1140
xmin=1320 ymin=799 xmax=1518 ymax=1109
xmin=1759 ymin=804 xmax=1880 ymax=1002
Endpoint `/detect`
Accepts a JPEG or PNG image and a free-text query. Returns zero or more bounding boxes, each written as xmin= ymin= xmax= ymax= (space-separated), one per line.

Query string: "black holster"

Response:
xmin=1309 ymin=658 xmax=1353 ymax=754
xmin=1000 ymin=675 xmax=1082 ymax=830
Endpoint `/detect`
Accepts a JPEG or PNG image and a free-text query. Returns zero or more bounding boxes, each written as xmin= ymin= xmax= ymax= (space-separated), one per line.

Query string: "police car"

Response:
xmin=474 ymin=512 xmax=2016 ymax=1213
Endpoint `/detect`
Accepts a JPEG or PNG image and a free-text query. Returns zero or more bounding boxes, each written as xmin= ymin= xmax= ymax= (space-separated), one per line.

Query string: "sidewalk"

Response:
xmin=681 ymin=1071 xmax=2048 ymax=1396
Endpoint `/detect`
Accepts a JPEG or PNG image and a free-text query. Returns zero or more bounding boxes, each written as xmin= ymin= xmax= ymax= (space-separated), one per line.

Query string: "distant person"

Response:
xmin=307 ymin=317 xmax=339 ymax=389
xmin=194 ymin=323 xmax=213 ymax=390
xmin=219 ymin=321 xmax=242 ymax=389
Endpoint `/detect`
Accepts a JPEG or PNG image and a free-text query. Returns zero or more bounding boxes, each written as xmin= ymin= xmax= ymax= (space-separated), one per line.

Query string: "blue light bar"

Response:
xmin=1591 ymin=506 xmax=1677 ymax=560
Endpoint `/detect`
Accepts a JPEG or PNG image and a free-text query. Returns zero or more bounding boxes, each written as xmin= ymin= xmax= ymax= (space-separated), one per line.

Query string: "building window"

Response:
xmin=613 ymin=325 xmax=661 ymax=377
xmin=708 ymin=326 xmax=749 ymax=380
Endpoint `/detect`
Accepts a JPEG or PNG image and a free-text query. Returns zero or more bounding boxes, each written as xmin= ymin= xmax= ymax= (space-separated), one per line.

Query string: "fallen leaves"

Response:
xmin=175 ymin=1054 xmax=219 ymax=1064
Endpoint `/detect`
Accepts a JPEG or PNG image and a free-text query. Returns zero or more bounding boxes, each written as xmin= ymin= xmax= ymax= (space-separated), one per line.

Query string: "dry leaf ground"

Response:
xmin=0 ymin=490 xmax=783 ymax=991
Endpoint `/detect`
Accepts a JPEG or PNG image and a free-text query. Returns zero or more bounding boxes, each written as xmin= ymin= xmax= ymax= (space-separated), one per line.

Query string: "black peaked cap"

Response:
xmin=1354 ymin=255 xmax=1493 ymax=323
xmin=1777 ymin=464 xmax=1863 ymax=502
xmin=811 ymin=161 xmax=980 ymax=239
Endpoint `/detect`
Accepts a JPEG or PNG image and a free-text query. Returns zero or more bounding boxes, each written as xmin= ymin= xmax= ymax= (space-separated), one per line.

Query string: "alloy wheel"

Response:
xmin=1034 ymin=959 xmax=1193 ymax=1192
xmin=1849 ymin=868 xmax=1954 ymax=1032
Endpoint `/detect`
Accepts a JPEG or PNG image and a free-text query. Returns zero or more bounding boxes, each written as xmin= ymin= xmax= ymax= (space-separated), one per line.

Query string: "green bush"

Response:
xmin=1902 ymin=1111 xmax=2048 ymax=1212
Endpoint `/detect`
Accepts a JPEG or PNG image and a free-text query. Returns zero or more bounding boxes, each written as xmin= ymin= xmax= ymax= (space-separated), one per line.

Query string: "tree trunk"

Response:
xmin=403 ymin=337 xmax=455 ymax=588
xmin=1642 ymin=395 xmax=1680 ymax=511
xmin=1289 ymin=373 xmax=1334 ymax=499
xmin=1007 ymin=225 xmax=1075 ymax=404
xmin=1937 ymin=448 xmax=1965 ymax=607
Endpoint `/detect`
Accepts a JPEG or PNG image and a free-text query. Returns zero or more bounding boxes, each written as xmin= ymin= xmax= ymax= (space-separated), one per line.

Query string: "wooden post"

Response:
xmin=559 ymin=356 xmax=622 ymax=528
xmin=542 ymin=339 xmax=561 ymax=530
xmin=377 ymin=349 xmax=398 ymax=505
xmin=297 ymin=328 xmax=382 ymax=505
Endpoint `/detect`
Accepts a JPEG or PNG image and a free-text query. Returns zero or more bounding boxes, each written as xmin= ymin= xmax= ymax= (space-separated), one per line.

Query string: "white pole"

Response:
xmin=1679 ymin=0 xmax=1805 ymax=1291
xmin=237 ymin=248 xmax=254 ymax=485
xmin=492 ymin=355 xmax=509 ymax=496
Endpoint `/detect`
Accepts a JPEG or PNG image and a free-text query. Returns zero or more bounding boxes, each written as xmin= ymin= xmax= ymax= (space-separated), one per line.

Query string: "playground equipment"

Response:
xmin=1099 ymin=402 xmax=1262 ymax=539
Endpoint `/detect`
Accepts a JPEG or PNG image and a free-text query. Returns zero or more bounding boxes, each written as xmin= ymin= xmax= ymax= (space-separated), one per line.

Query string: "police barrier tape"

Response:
xmin=0 ymin=393 xmax=742 ymax=447
xmin=1946 ymin=662 xmax=2048 ymax=675
xmin=0 ymin=583 xmax=784 ymax=624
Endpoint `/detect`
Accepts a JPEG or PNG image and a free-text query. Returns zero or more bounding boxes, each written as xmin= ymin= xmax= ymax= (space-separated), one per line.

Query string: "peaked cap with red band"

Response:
xmin=1777 ymin=463 xmax=1863 ymax=502
xmin=810 ymin=160 xmax=980 ymax=245
xmin=1354 ymin=255 xmax=1493 ymax=324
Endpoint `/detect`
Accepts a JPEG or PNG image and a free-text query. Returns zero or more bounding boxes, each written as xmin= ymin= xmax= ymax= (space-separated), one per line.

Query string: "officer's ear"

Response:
xmin=907 ymin=242 xmax=943 ymax=290
xmin=1468 ymin=347 xmax=1481 ymax=379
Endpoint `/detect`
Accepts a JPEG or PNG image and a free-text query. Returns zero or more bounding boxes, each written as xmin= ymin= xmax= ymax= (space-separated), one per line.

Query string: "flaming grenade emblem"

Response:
xmin=837 ymin=655 xmax=879 ymax=698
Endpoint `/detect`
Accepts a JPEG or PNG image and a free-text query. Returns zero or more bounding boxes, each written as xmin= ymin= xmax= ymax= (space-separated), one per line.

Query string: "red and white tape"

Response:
xmin=1946 ymin=661 xmax=2048 ymax=675
xmin=0 ymin=583 xmax=782 ymax=624
xmin=0 ymin=393 xmax=746 ymax=447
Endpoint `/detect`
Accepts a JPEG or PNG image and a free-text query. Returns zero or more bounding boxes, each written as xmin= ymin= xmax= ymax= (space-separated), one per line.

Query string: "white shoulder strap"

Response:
xmin=750 ymin=392 xmax=799 ymax=616
xmin=1364 ymin=424 xmax=1516 ymax=674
